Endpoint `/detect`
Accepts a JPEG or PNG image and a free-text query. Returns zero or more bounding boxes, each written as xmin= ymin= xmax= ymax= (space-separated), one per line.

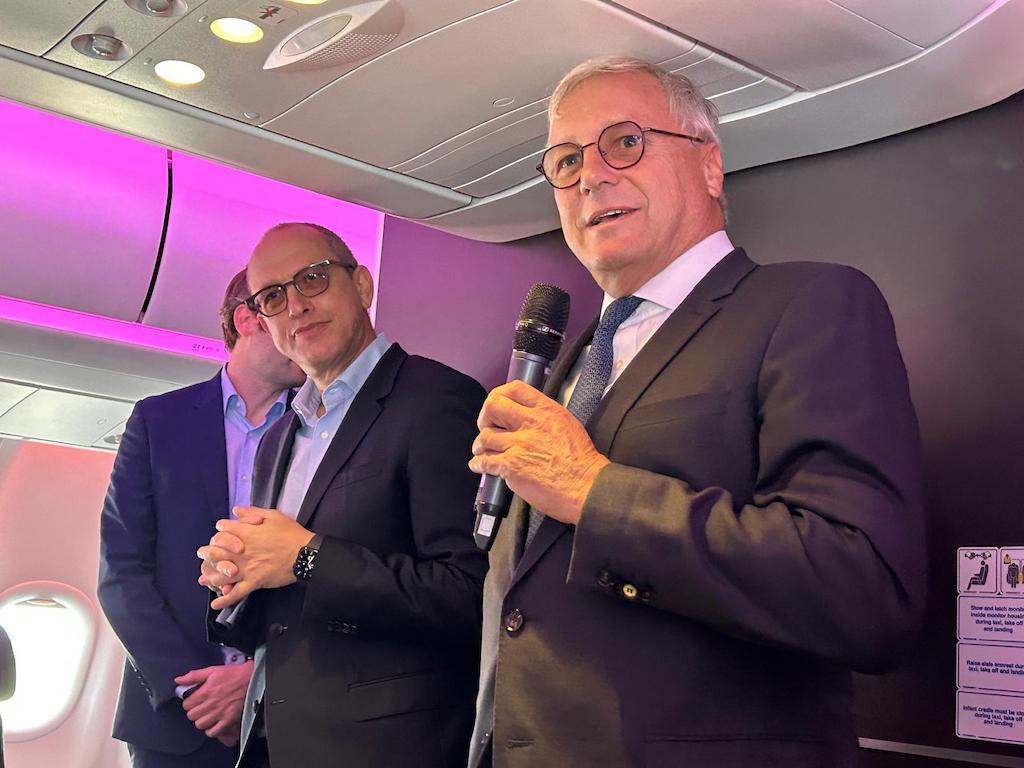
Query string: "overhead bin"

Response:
xmin=0 ymin=99 xmax=166 ymax=321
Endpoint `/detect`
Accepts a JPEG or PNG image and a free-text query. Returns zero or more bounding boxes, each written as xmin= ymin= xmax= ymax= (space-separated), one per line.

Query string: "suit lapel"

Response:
xmin=193 ymin=374 xmax=230 ymax=525
xmin=512 ymin=249 xmax=757 ymax=585
xmin=259 ymin=413 xmax=301 ymax=509
xmin=294 ymin=344 xmax=406 ymax=528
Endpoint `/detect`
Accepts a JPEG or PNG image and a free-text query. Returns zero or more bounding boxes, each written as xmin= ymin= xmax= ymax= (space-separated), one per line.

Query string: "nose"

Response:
xmin=286 ymin=285 xmax=314 ymax=316
xmin=577 ymin=144 xmax=617 ymax=194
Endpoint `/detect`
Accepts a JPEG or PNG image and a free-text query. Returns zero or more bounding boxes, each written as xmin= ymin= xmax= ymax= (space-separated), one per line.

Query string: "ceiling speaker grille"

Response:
xmin=301 ymin=32 xmax=398 ymax=69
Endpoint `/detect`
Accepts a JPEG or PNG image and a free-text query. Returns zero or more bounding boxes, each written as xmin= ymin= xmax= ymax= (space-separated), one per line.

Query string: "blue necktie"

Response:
xmin=524 ymin=295 xmax=644 ymax=549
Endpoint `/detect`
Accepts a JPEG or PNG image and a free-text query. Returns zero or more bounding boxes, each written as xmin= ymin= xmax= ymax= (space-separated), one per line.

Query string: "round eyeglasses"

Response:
xmin=536 ymin=120 xmax=706 ymax=189
xmin=245 ymin=259 xmax=356 ymax=317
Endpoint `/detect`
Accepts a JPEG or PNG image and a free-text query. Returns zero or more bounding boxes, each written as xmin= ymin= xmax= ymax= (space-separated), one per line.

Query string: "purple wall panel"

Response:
xmin=374 ymin=218 xmax=601 ymax=390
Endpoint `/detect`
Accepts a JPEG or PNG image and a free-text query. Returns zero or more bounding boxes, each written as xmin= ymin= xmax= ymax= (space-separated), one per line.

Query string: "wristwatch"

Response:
xmin=292 ymin=535 xmax=323 ymax=582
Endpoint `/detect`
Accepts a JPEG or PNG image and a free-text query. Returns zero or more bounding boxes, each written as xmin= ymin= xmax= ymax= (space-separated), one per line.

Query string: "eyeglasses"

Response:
xmin=536 ymin=120 xmax=705 ymax=189
xmin=245 ymin=259 xmax=356 ymax=317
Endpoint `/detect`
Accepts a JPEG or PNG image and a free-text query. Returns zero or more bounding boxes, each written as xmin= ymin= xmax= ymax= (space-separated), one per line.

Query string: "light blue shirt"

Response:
xmin=220 ymin=366 xmax=289 ymax=516
xmin=276 ymin=334 xmax=392 ymax=519
xmin=176 ymin=367 xmax=291 ymax=697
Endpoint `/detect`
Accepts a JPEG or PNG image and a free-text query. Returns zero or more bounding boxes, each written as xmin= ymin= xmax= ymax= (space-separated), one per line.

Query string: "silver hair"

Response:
xmin=548 ymin=56 xmax=727 ymax=219
xmin=548 ymin=56 xmax=721 ymax=146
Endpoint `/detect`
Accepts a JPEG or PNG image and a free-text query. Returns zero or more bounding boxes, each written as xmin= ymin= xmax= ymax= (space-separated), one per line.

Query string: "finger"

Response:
xmin=174 ymin=668 xmax=212 ymax=686
xmin=231 ymin=506 xmax=273 ymax=523
xmin=472 ymin=427 xmax=514 ymax=456
xmin=499 ymin=379 xmax=547 ymax=405
xmin=478 ymin=392 xmax=532 ymax=431
xmin=210 ymin=529 xmax=246 ymax=552
xmin=197 ymin=544 xmax=238 ymax=563
xmin=210 ymin=580 xmax=252 ymax=610
xmin=468 ymin=453 xmax=505 ymax=478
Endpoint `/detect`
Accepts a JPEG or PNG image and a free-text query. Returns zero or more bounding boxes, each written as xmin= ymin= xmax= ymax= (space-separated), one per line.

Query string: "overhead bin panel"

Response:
xmin=619 ymin=0 xmax=922 ymax=90
xmin=0 ymin=98 xmax=167 ymax=321
xmin=144 ymin=152 xmax=385 ymax=339
xmin=0 ymin=0 xmax=105 ymax=55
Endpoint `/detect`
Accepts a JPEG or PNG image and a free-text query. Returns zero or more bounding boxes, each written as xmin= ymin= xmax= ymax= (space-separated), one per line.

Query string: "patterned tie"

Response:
xmin=524 ymin=295 xmax=644 ymax=549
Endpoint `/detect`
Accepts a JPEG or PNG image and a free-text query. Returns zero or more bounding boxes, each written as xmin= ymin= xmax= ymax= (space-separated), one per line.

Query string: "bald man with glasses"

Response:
xmin=199 ymin=222 xmax=487 ymax=768
xmin=467 ymin=57 xmax=924 ymax=767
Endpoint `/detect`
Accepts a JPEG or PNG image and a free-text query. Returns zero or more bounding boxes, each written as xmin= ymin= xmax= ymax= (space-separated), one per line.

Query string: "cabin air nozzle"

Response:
xmin=263 ymin=0 xmax=404 ymax=71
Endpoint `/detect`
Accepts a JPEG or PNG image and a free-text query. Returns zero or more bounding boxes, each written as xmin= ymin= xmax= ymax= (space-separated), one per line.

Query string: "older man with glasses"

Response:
xmin=198 ymin=222 xmax=487 ymax=768
xmin=466 ymin=56 xmax=925 ymax=767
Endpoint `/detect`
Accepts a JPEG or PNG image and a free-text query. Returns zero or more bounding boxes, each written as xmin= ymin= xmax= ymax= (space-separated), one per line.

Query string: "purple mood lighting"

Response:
xmin=0 ymin=96 xmax=385 ymax=356
xmin=0 ymin=295 xmax=229 ymax=362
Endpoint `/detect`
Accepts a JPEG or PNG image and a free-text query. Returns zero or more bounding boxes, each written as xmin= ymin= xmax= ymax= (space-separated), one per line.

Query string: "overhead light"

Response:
xmin=211 ymin=18 xmax=264 ymax=43
xmin=154 ymin=59 xmax=206 ymax=85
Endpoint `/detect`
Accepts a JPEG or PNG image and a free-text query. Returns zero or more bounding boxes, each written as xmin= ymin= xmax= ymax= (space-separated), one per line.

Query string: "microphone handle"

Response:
xmin=473 ymin=350 xmax=551 ymax=551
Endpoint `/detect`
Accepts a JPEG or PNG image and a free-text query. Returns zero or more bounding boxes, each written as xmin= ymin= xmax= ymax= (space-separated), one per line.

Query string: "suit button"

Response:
xmin=252 ymin=699 xmax=260 ymax=714
xmin=504 ymin=609 xmax=524 ymax=635
xmin=621 ymin=583 xmax=639 ymax=600
xmin=269 ymin=623 xmax=287 ymax=636
xmin=341 ymin=623 xmax=357 ymax=635
xmin=597 ymin=570 xmax=614 ymax=588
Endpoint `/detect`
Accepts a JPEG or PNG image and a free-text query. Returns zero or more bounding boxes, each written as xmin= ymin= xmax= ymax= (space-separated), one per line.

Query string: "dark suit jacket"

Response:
xmin=99 ymin=374 xmax=235 ymax=758
xmin=209 ymin=343 xmax=488 ymax=768
xmin=473 ymin=250 xmax=926 ymax=768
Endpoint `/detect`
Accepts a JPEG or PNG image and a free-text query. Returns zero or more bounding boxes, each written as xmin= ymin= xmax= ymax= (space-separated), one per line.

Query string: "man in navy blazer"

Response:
xmin=200 ymin=223 xmax=487 ymax=767
xmin=468 ymin=57 xmax=926 ymax=767
xmin=99 ymin=270 xmax=305 ymax=767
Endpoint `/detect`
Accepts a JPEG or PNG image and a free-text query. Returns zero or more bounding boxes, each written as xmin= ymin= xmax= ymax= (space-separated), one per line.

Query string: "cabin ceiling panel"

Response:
xmin=617 ymin=0 xmax=922 ymax=89
xmin=832 ymin=0 xmax=995 ymax=48
xmin=0 ymin=390 xmax=134 ymax=446
xmin=0 ymin=1 xmax=105 ymax=56
xmin=0 ymin=98 xmax=167 ymax=320
xmin=264 ymin=0 xmax=696 ymax=169
xmin=99 ymin=0 xmax=510 ymax=125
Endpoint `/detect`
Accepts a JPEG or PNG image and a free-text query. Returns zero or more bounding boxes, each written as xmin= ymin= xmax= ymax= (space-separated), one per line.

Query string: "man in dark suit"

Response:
xmin=99 ymin=270 xmax=306 ymax=767
xmin=199 ymin=223 xmax=487 ymax=767
xmin=467 ymin=57 xmax=926 ymax=767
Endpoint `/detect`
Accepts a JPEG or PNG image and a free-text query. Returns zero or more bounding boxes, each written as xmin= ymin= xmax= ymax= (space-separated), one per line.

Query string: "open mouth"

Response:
xmin=588 ymin=208 xmax=635 ymax=227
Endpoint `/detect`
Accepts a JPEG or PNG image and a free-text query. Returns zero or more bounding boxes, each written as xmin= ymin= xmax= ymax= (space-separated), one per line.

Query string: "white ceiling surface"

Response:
xmin=0 ymin=0 xmax=1020 ymax=244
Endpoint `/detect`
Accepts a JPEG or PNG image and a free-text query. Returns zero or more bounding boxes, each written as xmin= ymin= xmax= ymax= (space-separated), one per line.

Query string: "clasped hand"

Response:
xmin=468 ymin=380 xmax=609 ymax=525
xmin=198 ymin=507 xmax=314 ymax=609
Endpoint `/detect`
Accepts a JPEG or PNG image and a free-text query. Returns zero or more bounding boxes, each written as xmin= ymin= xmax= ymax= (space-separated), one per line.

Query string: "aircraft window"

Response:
xmin=0 ymin=583 xmax=95 ymax=741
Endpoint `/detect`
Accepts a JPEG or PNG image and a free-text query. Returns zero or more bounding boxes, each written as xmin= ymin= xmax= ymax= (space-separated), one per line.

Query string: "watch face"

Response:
xmin=294 ymin=545 xmax=318 ymax=581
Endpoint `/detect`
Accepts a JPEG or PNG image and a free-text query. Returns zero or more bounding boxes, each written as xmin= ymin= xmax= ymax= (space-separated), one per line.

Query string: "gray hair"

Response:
xmin=548 ymin=56 xmax=727 ymax=220
xmin=548 ymin=56 xmax=721 ymax=146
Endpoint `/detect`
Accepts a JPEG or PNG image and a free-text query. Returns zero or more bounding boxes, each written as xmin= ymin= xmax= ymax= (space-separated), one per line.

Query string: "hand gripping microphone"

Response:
xmin=473 ymin=284 xmax=571 ymax=551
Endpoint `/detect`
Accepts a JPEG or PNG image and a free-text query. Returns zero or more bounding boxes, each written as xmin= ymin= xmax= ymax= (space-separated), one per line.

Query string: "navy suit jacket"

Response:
xmin=99 ymin=374 xmax=235 ymax=755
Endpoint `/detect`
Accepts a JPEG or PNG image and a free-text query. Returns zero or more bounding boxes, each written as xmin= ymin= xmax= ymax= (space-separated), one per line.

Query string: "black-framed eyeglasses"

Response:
xmin=536 ymin=120 xmax=706 ymax=189
xmin=245 ymin=259 xmax=356 ymax=317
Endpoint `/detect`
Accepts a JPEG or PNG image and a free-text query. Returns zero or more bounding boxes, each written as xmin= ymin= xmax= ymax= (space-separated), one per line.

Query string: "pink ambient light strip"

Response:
xmin=0 ymin=295 xmax=228 ymax=362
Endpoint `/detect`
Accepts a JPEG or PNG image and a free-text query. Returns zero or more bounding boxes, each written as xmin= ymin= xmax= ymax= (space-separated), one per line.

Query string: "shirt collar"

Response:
xmin=600 ymin=230 xmax=734 ymax=316
xmin=291 ymin=334 xmax=393 ymax=426
xmin=221 ymin=365 xmax=289 ymax=425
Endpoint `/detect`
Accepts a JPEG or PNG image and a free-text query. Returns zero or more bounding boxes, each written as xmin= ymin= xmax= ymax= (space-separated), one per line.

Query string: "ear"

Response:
xmin=352 ymin=265 xmax=375 ymax=310
xmin=702 ymin=142 xmax=725 ymax=201
xmin=232 ymin=303 xmax=260 ymax=338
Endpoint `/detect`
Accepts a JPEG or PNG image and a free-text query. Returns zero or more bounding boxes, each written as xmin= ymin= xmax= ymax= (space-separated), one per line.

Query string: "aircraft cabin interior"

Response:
xmin=1 ymin=0 xmax=1023 ymax=766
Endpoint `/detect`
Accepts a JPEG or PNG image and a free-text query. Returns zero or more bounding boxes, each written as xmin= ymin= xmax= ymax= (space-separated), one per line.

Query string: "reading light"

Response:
xmin=154 ymin=60 xmax=205 ymax=85
xmin=211 ymin=18 xmax=264 ymax=43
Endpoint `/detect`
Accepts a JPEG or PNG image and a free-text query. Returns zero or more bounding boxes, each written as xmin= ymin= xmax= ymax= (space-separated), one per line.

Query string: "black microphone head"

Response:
xmin=514 ymin=284 xmax=570 ymax=361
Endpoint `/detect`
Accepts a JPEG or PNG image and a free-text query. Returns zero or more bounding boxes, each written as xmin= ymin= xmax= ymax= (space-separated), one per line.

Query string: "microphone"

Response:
xmin=473 ymin=284 xmax=570 ymax=551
